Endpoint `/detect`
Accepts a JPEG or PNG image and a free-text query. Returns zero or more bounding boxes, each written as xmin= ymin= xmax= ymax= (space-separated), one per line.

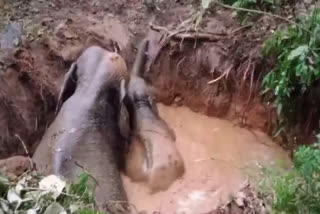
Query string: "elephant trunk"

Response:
xmin=132 ymin=39 xmax=149 ymax=77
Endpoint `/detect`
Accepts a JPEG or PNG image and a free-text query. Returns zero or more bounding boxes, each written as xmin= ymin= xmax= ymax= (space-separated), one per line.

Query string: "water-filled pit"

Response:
xmin=123 ymin=104 xmax=290 ymax=214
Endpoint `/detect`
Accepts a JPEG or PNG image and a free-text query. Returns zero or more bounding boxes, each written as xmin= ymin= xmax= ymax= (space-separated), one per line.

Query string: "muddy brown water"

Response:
xmin=122 ymin=104 xmax=290 ymax=214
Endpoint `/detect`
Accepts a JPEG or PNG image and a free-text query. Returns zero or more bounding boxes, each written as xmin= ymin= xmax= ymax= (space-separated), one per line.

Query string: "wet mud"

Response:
xmin=123 ymin=104 xmax=290 ymax=214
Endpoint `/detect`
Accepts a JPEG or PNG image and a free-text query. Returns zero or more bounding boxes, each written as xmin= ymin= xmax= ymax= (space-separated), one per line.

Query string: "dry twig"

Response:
xmin=230 ymin=24 xmax=252 ymax=35
xmin=173 ymin=32 xmax=220 ymax=41
xmin=74 ymin=161 xmax=99 ymax=186
xmin=15 ymin=134 xmax=34 ymax=170
xmin=150 ymin=23 xmax=222 ymax=42
xmin=147 ymin=20 xmax=225 ymax=70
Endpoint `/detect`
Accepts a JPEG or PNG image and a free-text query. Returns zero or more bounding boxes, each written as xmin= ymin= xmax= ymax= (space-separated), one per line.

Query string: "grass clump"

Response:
xmin=259 ymin=137 xmax=320 ymax=213
xmin=0 ymin=172 xmax=103 ymax=214
xmin=262 ymin=8 xmax=320 ymax=134
xmin=201 ymin=0 xmax=278 ymax=20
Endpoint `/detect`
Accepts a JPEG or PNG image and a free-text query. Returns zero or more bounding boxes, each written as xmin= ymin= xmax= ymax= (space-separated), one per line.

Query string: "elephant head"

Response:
xmin=55 ymin=46 xmax=133 ymax=144
xmin=56 ymin=47 xmax=130 ymax=111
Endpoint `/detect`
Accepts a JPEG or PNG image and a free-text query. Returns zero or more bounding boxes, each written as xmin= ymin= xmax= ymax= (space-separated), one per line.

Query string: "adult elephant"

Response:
xmin=33 ymin=46 xmax=132 ymax=214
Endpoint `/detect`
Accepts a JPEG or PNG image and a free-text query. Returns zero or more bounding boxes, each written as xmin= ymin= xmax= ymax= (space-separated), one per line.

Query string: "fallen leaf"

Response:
xmin=27 ymin=209 xmax=37 ymax=214
xmin=201 ymin=0 xmax=212 ymax=9
xmin=234 ymin=192 xmax=246 ymax=207
xmin=24 ymin=190 xmax=41 ymax=200
xmin=7 ymin=189 xmax=22 ymax=204
xmin=15 ymin=183 xmax=24 ymax=195
xmin=69 ymin=204 xmax=79 ymax=213
xmin=0 ymin=199 xmax=10 ymax=213
xmin=44 ymin=202 xmax=67 ymax=214
xmin=39 ymin=175 xmax=66 ymax=199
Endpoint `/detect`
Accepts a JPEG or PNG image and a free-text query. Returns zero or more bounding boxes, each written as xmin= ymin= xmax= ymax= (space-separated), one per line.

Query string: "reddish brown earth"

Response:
xmin=0 ymin=156 xmax=32 ymax=180
xmin=0 ymin=0 xmax=292 ymax=213
xmin=0 ymin=0 xmax=280 ymax=158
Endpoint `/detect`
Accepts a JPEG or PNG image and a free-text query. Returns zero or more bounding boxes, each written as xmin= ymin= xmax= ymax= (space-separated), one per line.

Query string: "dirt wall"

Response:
xmin=0 ymin=0 xmax=277 ymax=158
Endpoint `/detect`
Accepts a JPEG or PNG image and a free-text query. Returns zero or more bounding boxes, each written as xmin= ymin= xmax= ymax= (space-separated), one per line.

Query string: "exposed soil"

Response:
xmin=0 ymin=0 xmax=286 ymax=158
xmin=0 ymin=0 xmax=300 ymax=213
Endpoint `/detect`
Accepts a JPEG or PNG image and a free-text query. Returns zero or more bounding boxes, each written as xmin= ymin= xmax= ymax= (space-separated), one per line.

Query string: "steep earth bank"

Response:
xmin=0 ymin=0 xmax=284 ymax=158
xmin=0 ymin=0 xmax=298 ymax=213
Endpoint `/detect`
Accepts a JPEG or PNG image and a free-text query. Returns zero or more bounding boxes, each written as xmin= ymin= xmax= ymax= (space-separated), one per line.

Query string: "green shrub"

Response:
xmin=201 ymin=0 xmax=277 ymax=20
xmin=229 ymin=0 xmax=276 ymax=12
xmin=262 ymin=8 xmax=320 ymax=132
xmin=259 ymin=137 xmax=320 ymax=213
xmin=0 ymin=172 xmax=102 ymax=214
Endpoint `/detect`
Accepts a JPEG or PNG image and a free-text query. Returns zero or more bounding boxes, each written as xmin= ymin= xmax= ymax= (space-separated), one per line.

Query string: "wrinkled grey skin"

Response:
xmin=126 ymin=39 xmax=184 ymax=192
xmin=32 ymin=46 xmax=131 ymax=213
xmin=127 ymin=39 xmax=175 ymax=169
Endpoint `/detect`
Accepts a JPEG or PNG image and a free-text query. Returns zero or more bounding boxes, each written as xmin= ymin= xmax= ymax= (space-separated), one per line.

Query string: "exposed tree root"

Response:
xmin=150 ymin=24 xmax=225 ymax=41
xmin=15 ymin=134 xmax=34 ymax=170
xmin=208 ymin=65 xmax=233 ymax=85
xmin=147 ymin=22 xmax=225 ymax=73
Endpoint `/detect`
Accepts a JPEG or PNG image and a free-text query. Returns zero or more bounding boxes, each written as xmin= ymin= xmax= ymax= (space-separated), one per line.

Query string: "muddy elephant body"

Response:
xmin=33 ymin=46 xmax=130 ymax=213
xmin=125 ymin=40 xmax=185 ymax=192
xmin=126 ymin=103 xmax=185 ymax=192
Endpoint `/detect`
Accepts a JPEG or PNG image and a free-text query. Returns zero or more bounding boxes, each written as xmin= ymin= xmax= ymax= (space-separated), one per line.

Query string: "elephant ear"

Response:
xmin=55 ymin=63 xmax=78 ymax=114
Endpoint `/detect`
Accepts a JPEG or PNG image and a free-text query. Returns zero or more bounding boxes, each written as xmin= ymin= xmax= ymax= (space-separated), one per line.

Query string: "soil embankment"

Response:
xmin=0 ymin=0 xmax=278 ymax=158
xmin=0 ymin=0 xmax=293 ymax=213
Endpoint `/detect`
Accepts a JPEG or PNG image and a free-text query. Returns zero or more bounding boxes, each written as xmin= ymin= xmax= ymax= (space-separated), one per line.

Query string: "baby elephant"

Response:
xmin=125 ymin=39 xmax=185 ymax=192
xmin=33 ymin=46 xmax=131 ymax=213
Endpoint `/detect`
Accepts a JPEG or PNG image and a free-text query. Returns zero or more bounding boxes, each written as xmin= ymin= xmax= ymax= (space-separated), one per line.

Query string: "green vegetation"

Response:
xmin=0 ymin=172 xmax=102 ymax=214
xmin=202 ymin=0 xmax=276 ymax=9
xmin=262 ymin=8 xmax=320 ymax=133
xmin=259 ymin=138 xmax=320 ymax=213
xmin=222 ymin=0 xmax=276 ymax=15
xmin=201 ymin=0 xmax=277 ymax=20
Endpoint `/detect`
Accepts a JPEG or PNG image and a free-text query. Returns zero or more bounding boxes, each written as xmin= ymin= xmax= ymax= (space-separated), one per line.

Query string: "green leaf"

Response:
xmin=287 ymin=45 xmax=309 ymax=61
xmin=0 ymin=174 xmax=9 ymax=196
xmin=0 ymin=199 xmax=10 ymax=213
xmin=264 ymin=0 xmax=274 ymax=4
xmin=7 ymin=189 xmax=22 ymax=205
xmin=69 ymin=204 xmax=79 ymax=213
xmin=27 ymin=209 xmax=37 ymax=214
xmin=24 ymin=191 xmax=41 ymax=200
